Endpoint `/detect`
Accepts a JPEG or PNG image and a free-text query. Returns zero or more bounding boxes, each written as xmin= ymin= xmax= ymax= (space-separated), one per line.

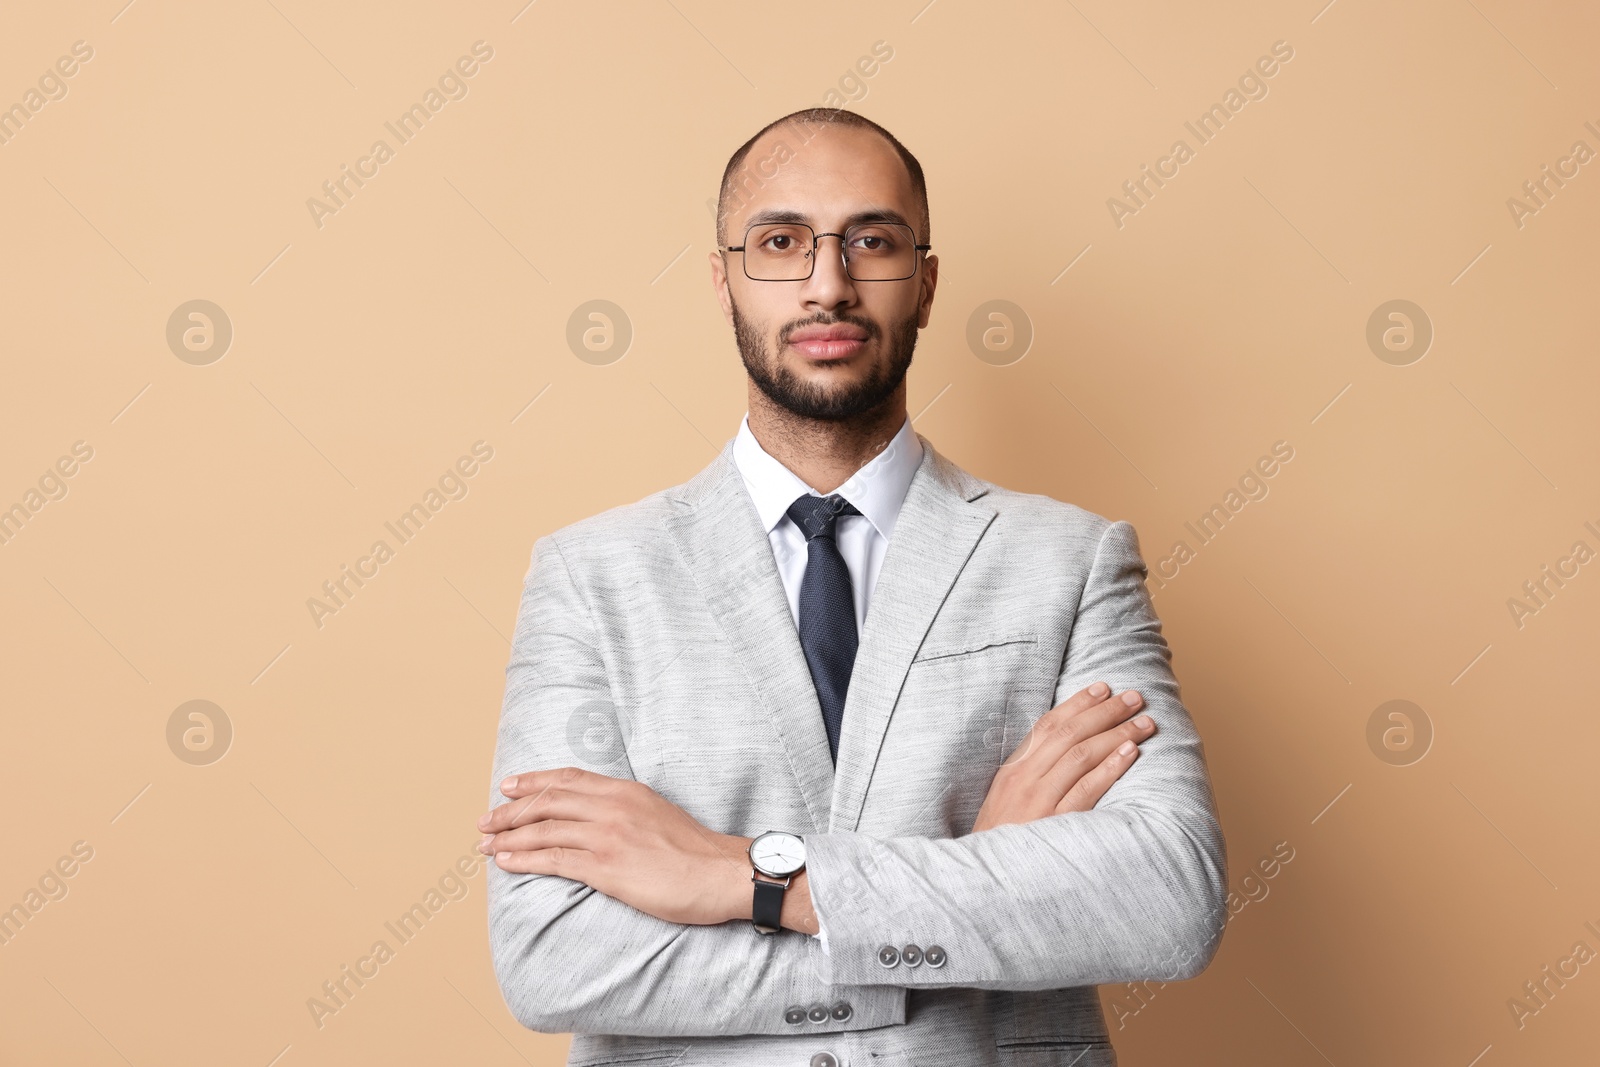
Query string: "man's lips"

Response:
xmin=789 ymin=338 xmax=865 ymax=359
xmin=787 ymin=326 xmax=869 ymax=360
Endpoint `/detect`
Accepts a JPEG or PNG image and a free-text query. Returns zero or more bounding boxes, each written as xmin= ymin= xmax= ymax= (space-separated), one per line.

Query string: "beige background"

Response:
xmin=2 ymin=1 xmax=1598 ymax=1064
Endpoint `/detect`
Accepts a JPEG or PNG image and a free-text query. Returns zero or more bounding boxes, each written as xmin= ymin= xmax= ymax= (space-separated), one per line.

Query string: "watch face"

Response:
xmin=750 ymin=832 xmax=806 ymax=877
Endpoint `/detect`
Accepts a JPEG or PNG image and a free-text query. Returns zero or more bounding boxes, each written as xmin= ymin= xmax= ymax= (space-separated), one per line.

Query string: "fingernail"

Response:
xmin=478 ymin=836 xmax=493 ymax=853
xmin=1122 ymin=691 xmax=1142 ymax=707
xmin=1118 ymin=740 xmax=1136 ymax=756
xmin=495 ymin=851 xmax=512 ymax=862
xmin=1134 ymin=715 xmax=1153 ymax=729
xmin=500 ymin=777 xmax=517 ymax=792
xmin=477 ymin=813 xmax=491 ymax=829
xmin=1090 ymin=682 xmax=1108 ymax=697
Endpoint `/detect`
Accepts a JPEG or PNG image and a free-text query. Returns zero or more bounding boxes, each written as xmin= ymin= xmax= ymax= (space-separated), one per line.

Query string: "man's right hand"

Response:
xmin=971 ymin=682 xmax=1155 ymax=833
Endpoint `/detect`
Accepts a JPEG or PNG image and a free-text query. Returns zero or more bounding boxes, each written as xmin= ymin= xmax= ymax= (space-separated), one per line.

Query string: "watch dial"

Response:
xmin=752 ymin=833 xmax=805 ymax=875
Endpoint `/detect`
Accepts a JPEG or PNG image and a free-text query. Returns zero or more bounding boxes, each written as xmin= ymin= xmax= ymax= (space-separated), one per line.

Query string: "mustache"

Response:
xmin=780 ymin=314 xmax=879 ymax=344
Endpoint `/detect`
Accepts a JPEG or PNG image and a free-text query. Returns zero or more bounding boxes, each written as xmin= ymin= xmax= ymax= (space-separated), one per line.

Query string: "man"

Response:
xmin=480 ymin=108 xmax=1227 ymax=1067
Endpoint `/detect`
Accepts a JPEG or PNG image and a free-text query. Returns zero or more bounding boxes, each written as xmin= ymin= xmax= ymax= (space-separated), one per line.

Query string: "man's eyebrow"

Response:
xmin=741 ymin=207 xmax=914 ymax=230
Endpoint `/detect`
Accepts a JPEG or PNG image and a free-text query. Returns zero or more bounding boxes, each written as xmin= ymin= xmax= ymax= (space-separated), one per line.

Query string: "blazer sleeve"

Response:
xmin=487 ymin=534 xmax=908 ymax=1036
xmin=802 ymin=519 xmax=1230 ymax=991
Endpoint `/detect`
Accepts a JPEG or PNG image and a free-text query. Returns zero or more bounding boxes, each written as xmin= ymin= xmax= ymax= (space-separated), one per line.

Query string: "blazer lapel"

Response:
xmin=829 ymin=434 xmax=996 ymax=833
xmin=664 ymin=440 xmax=837 ymax=832
xmin=662 ymin=432 xmax=998 ymax=837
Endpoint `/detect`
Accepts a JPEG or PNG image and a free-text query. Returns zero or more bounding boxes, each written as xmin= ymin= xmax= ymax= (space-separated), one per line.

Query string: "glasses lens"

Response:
xmin=743 ymin=223 xmax=814 ymax=281
xmin=844 ymin=223 xmax=917 ymax=281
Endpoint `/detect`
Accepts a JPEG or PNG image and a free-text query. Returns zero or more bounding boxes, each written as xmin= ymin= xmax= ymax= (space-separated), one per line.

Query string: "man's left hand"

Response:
xmin=478 ymin=767 xmax=752 ymax=927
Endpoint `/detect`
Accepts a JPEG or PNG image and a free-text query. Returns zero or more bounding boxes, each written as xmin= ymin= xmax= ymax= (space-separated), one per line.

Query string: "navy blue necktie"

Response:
xmin=786 ymin=493 xmax=862 ymax=764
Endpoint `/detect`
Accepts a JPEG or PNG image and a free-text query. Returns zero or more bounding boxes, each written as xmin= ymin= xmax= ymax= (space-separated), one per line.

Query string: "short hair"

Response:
xmin=715 ymin=108 xmax=929 ymax=247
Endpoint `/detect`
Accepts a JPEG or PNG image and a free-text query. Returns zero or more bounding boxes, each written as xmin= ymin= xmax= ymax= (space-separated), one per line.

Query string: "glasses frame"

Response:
xmin=722 ymin=221 xmax=932 ymax=282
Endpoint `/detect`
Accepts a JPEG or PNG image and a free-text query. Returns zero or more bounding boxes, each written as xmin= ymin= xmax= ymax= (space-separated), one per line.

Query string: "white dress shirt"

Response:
xmin=730 ymin=411 xmax=924 ymax=949
xmin=732 ymin=412 xmax=924 ymax=634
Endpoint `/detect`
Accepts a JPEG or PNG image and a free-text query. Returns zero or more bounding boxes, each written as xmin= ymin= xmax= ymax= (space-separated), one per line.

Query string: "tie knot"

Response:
xmin=786 ymin=493 xmax=861 ymax=542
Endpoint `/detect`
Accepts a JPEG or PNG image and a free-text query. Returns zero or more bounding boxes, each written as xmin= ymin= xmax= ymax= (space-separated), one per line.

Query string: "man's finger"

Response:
xmin=1040 ymin=714 xmax=1155 ymax=799
xmin=1006 ymin=684 xmax=1144 ymax=772
xmin=499 ymin=765 xmax=622 ymax=798
xmin=1004 ymin=682 xmax=1114 ymax=764
xmin=1054 ymin=739 xmax=1142 ymax=814
xmin=491 ymin=844 xmax=596 ymax=878
xmin=1054 ymin=681 xmax=1113 ymax=719
xmin=481 ymin=818 xmax=595 ymax=856
xmin=479 ymin=788 xmax=599 ymax=833
xmin=481 ymin=767 xmax=634 ymax=830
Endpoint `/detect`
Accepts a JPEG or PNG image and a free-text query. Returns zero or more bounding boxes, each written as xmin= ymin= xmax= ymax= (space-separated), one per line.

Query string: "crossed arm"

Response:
xmin=482 ymin=521 xmax=1228 ymax=1035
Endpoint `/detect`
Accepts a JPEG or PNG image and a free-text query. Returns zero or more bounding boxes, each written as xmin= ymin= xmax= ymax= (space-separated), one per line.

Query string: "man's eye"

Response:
xmin=851 ymin=232 xmax=897 ymax=253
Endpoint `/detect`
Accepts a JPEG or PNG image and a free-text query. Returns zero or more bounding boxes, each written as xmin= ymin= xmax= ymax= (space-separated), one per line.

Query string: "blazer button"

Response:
xmin=901 ymin=943 xmax=923 ymax=967
xmin=877 ymin=944 xmax=901 ymax=968
xmin=784 ymin=1006 xmax=806 ymax=1024
xmin=810 ymin=1054 xmax=839 ymax=1067
xmin=925 ymin=944 xmax=947 ymax=968
xmin=830 ymin=1001 xmax=853 ymax=1021
xmin=807 ymin=1003 xmax=830 ymax=1023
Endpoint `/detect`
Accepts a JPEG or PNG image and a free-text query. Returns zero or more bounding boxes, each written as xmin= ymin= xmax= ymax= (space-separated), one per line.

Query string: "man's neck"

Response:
xmin=746 ymin=396 xmax=907 ymax=495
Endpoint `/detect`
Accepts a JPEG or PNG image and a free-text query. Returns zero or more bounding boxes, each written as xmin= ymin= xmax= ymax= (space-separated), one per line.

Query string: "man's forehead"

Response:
xmin=729 ymin=123 xmax=917 ymax=228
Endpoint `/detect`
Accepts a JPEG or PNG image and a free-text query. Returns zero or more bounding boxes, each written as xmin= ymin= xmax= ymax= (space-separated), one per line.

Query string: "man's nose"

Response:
xmin=800 ymin=233 xmax=858 ymax=308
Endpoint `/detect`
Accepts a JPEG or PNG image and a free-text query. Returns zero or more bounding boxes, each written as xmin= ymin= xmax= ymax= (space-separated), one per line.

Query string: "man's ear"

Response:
xmin=708 ymin=251 xmax=735 ymax=327
xmin=916 ymin=253 xmax=939 ymax=329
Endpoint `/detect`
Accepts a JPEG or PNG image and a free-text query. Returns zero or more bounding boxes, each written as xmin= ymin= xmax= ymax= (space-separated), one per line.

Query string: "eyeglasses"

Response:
xmin=722 ymin=221 xmax=931 ymax=282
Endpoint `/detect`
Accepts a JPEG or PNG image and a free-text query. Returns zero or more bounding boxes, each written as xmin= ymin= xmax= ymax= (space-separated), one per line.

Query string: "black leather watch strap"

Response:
xmin=752 ymin=875 xmax=788 ymax=934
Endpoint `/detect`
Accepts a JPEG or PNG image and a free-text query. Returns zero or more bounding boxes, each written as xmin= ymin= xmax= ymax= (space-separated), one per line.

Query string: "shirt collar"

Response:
xmin=732 ymin=412 xmax=923 ymax=541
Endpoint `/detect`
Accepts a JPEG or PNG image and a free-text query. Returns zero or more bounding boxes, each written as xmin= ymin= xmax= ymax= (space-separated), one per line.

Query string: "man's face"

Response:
xmin=710 ymin=124 xmax=938 ymax=423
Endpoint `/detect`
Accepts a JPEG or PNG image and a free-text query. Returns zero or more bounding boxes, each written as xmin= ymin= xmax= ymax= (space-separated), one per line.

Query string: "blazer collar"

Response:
xmin=664 ymin=430 xmax=996 ymax=833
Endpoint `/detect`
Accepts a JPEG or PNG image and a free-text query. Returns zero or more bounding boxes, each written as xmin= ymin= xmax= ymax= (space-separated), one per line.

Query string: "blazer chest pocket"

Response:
xmin=868 ymin=632 xmax=1051 ymax=836
xmin=910 ymin=631 xmax=1041 ymax=664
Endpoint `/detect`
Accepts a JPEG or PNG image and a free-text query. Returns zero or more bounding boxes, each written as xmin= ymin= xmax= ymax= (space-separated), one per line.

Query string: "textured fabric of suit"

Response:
xmin=486 ymin=432 xmax=1229 ymax=1067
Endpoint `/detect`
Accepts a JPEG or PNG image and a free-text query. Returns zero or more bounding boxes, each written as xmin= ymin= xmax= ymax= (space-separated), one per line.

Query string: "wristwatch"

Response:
xmin=748 ymin=830 xmax=806 ymax=934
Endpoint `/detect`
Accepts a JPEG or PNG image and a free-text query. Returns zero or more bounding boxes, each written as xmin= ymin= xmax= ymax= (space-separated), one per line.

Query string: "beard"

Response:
xmin=732 ymin=298 xmax=918 ymax=423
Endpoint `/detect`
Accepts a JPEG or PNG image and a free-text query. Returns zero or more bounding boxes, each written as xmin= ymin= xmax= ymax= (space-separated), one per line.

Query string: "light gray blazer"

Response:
xmin=487 ymin=432 xmax=1228 ymax=1067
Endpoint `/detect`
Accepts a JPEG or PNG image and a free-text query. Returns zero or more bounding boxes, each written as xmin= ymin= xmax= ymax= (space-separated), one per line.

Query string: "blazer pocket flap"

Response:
xmin=911 ymin=632 xmax=1039 ymax=663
